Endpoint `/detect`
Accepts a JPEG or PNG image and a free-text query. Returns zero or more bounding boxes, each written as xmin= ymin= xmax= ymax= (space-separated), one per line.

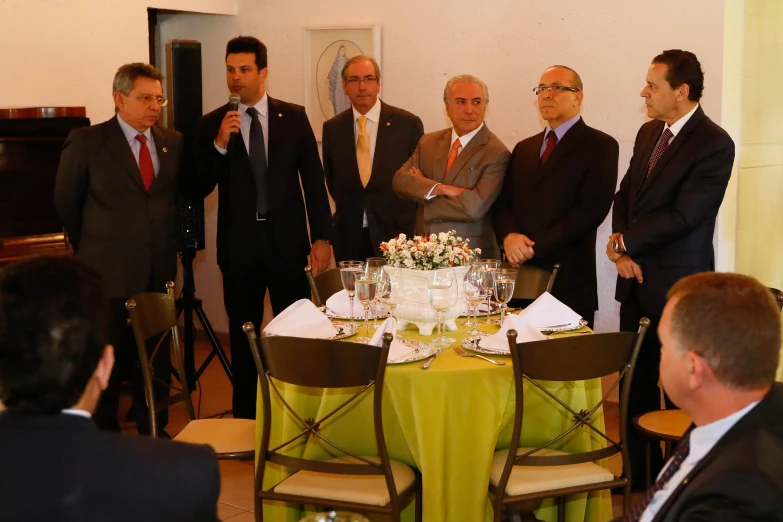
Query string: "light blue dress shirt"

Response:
xmin=539 ymin=114 xmax=582 ymax=158
xmin=116 ymin=114 xmax=160 ymax=176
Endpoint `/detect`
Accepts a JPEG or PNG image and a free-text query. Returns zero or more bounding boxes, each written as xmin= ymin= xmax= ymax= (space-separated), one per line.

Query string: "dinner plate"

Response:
xmin=461 ymin=336 xmax=510 ymax=355
xmin=387 ymin=339 xmax=437 ymax=364
xmin=324 ymin=308 xmax=390 ymax=321
xmin=262 ymin=321 xmax=359 ymax=340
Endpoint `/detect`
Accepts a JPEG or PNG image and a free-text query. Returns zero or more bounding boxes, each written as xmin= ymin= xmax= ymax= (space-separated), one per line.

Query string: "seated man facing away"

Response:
xmin=0 ymin=256 xmax=220 ymax=522
xmin=623 ymin=272 xmax=783 ymax=522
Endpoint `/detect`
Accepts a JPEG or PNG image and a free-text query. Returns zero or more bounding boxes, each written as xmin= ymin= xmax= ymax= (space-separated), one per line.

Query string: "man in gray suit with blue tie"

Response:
xmin=54 ymin=63 xmax=183 ymax=435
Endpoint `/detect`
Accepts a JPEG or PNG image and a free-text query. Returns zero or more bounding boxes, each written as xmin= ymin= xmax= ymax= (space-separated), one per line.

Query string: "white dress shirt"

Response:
xmin=116 ymin=114 xmax=160 ymax=176
xmin=62 ymin=408 xmax=92 ymax=419
xmin=639 ymin=399 xmax=759 ymax=522
xmin=353 ymin=99 xmax=382 ymax=228
xmin=214 ymin=93 xmax=269 ymax=158
xmin=425 ymin=122 xmax=485 ymax=200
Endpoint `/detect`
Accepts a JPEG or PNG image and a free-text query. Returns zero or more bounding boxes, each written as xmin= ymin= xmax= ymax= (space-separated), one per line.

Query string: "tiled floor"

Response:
xmin=119 ymin=336 xmax=634 ymax=521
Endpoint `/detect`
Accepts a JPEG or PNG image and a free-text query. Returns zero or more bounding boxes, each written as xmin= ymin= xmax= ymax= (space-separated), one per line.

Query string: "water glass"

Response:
xmin=365 ymin=257 xmax=387 ymax=327
xmin=338 ymin=260 xmax=364 ymax=319
xmin=355 ymin=277 xmax=378 ymax=340
xmin=492 ymin=269 xmax=517 ymax=326
xmin=480 ymin=259 xmax=501 ymax=324
xmin=428 ymin=268 xmax=458 ymax=348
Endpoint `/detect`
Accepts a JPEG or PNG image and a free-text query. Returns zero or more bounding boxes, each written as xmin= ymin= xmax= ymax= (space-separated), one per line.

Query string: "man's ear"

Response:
xmin=677 ymin=83 xmax=691 ymax=102
xmin=113 ymin=92 xmax=125 ymax=112
xmin=687 ymin=350 xmax=706 ymax=391
xmin=93 ymin=344 xmax=115 ymax=390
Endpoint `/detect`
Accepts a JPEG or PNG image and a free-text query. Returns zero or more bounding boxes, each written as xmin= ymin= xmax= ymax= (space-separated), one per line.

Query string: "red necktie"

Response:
xmin=445 ymin=139 xmax=461 ymax=172
xmin=639 ymin=127 xmax=674 ymax=191
xmin=540 ymin=130 xmax=557 ymax=165
xmin=135 ymin=134 xmax=155 ymax=192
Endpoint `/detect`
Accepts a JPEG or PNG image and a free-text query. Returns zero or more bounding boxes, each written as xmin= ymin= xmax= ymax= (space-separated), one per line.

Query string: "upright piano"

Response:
xmin=0 ymin=107 xmax=90 ymax=264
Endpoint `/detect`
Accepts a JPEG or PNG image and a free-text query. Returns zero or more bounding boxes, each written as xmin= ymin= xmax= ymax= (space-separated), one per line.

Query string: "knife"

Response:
xmin=420 ymin=348 xmax=443 ymax=369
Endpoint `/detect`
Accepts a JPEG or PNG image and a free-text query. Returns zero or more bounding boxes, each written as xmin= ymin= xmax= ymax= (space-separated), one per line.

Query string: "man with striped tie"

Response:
xmin=617 ymin=272 xmax=783 ymax=521
xmin=608 ymin=50 xmax=735 ymax=486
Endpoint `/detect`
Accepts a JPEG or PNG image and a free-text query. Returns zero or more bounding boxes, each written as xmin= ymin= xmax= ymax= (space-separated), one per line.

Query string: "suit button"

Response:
xmin=632 ymin=219 xmax=638 ymax=224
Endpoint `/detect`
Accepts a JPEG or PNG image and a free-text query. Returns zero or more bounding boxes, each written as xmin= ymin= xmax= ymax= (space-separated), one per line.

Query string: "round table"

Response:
xmin=255 ymin=318 xmax=613 ymax=522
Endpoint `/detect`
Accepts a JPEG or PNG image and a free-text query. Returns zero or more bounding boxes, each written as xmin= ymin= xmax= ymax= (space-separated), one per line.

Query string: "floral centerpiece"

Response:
xmin=380 ymin=231 xmax=480 ymax=335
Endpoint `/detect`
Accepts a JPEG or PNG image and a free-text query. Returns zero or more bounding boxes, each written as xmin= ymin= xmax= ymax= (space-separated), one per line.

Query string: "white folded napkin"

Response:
xmin=517 ymin=292 xmax=582 ymax=330
xmin=479 ymin=314 xmax=547 ymax=353
xmin=370 ymin=317 xmax=416 ymax=362
xmin=263 ymin=299 xmax=337 ymax=339
xmin=326 ymin=289 xmax=389 ymax=319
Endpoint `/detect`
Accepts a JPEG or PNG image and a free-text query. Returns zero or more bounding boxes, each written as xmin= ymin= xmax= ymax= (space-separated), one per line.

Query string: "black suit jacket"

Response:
xmin=322 ymin=101 xmax=423 ymax=261
xmin=54 ymin=116 xmax=183 ymax=298
xmin=195 ymin=97 xmax=332 ymax=268
xmin=493 ymin=118 xmax=618 ymax=319
xmin=613 ymin=106 xmax=734 ymax=317
xmin=651 ymin=384 xmax=783 ymax=522
xmin=0 ymin=412 xmax=220 ymax=522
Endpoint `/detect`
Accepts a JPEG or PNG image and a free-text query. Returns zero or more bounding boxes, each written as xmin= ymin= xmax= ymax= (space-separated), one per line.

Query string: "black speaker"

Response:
xmin=166 ymin=40 xmax=205 ymax=251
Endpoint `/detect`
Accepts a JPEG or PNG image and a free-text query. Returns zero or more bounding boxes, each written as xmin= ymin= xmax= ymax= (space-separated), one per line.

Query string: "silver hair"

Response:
xmin=112 ymin=63 xmax=163 ymax=96
xmin=341 ymin=55 xmax=381 ymax=82
xmin=443 ymin=74 xmax=489 ymax=104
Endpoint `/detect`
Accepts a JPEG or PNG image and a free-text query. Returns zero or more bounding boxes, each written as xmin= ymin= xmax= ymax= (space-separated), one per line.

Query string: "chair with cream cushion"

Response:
xmin=243 ymin=325 xmax=421 ymax=522
xmin=305 ymin=265 xmax=344 ymax=309
xmin=126 ymin=282 xmax=255 ymax=460
xmin=491 ymin=319 xmax=650 ymax=522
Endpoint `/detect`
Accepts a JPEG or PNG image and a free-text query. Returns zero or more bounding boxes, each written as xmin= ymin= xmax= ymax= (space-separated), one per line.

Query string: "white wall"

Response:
xmin=157 ymin=0 xmax=727 ymax=333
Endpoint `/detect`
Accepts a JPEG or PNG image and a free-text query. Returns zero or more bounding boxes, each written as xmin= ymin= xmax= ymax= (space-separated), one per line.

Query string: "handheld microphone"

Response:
xmin=228 ymin=93 xmax=241 ymax=112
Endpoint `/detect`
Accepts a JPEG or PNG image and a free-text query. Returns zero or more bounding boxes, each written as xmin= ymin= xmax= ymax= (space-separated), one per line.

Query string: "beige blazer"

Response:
xmin=392 ymin=123 xmax=510 ymax=258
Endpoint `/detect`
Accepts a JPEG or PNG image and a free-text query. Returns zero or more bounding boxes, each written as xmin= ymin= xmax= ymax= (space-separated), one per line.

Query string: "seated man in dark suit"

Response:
xmin=0 ymin=256 xmax=220 ymax=522
xmin=622 ymin=272 xmax=783 ymax=522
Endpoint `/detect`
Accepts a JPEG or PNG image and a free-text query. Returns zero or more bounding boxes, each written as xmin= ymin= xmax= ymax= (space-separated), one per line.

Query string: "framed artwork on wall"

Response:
xmin=304 ymin=25 xmax=381 ymax=141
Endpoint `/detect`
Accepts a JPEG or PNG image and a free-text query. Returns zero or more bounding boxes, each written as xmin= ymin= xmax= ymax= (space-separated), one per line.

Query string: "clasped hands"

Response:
xmin=409 ymin=166 xmax=466 ymax=197
xmin=504 ymin=233 xmax=535 ymax=266
xmin=606 ymin=232 xmax=643 ymax=283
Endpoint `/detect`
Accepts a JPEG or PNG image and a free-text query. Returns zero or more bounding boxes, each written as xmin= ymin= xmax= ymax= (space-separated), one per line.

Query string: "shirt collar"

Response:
xmin=240 ymin=93 xmax=268 ymax=118
xmin=451 ymin=121 xmax=485 ymax=149
xmin=61 ymin=408 xmax=92 ymax=419
xmin=353 ymin=98 xmax=381 ymax=124
xmin=665 ymin=103 xmax=699 ymax=138
xmin=544 ymin=114 xmax=581 ymax=143
xmin=685 ymin=398 xmax=759 ymax=465
xmin=116 ymin=114 xmax=152 ymax=144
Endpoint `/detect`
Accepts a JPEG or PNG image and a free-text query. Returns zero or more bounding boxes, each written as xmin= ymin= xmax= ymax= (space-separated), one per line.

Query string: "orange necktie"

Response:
xmin=446 ymin=139 xmax=461 ymax=172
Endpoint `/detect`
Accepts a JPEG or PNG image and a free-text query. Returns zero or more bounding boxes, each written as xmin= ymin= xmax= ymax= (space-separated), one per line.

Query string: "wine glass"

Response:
xmin=428 ymin=268 xmax=458 ymax=348
xmin=463 ymin=263 xmax=488 ymax=340
xmin=355 ymin=277 xmax=378 ymax=342
xmin=376 ymin=268 xmax=402 ymax=321
xmin=338 ymin=260 xmax=364 ymax=320
xmin=365 ymin=257 xmax=387 ymax=328
xmin=480 ymin=259 xmax=501 ymax=324
xmin=493 ymin=269 xmax=517 ymax=327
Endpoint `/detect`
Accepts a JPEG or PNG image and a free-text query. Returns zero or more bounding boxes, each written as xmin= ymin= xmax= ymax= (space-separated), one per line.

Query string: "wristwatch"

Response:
xmin=612 ymin=238 xmax=621 ymax=254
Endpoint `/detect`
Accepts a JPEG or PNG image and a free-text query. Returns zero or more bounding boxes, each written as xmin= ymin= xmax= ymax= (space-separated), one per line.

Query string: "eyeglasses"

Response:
xmin=135 ymin=94 xmax=169 ymax=106
xmin=346 ymin=76 xmax=378 ymax=86
xmin=533 ymin=85 xmax=580 ymax=96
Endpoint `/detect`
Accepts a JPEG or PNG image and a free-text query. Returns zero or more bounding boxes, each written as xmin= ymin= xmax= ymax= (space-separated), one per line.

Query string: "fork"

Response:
xmin=453 ymin=345 xmax=505 ymax=365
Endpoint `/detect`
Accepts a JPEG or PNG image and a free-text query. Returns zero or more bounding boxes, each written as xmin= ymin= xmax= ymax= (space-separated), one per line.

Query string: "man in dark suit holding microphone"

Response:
xmin=194 ymin=36 xmax=332 ymax=419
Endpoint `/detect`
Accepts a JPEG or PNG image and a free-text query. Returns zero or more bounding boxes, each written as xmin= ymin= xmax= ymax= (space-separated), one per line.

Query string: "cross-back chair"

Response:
xmin=244 ymin=325 xmax=421 ymax=521
xmin=305 ymin=265 xmax=345 ymax=309
xmin=499 ymin=262 xmax=559 ymax=301
xmin=126 ymin=282 xmax=255 ymax=459
xmin=490 ymin=318 xmax=650 ymax=522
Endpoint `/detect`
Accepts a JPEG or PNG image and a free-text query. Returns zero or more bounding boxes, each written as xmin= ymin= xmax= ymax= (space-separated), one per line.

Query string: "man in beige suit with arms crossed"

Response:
xmin=393 ymin=74 xmax=509 ymax=258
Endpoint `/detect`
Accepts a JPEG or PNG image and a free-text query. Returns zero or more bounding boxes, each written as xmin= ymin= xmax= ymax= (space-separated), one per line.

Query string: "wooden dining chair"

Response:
xmin=243 ymin=325 xmax=422 ymax=522
xmin=499 ymin=262 xmax=559 ymax=301
xmin=126 ymin=282 xmax=255 ymax=460
xmin=305 ymin=265 xmax=345 ymax=308
xmin=490 ymin=318 xmax=650 ymax=522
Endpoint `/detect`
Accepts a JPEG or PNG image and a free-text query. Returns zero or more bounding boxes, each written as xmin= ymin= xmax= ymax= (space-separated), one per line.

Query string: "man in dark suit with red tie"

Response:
xmin=55 ymin=63 xmax=182 ymax=435
xmin=607 ymin=50 xmax=735 ymax=487
xmin=493 ymin=65 xmax=618 ymax=327
xmin=322 ymin=55 xmax=424 ymax=261
xmin=194 ymin=36 xmax=332 ymax=419
xmin=616 ymin=272 xmax=783 ymax=522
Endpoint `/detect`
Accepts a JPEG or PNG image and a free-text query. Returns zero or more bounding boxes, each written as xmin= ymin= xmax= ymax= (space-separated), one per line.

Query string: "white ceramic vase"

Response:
xmin=383 ymin=265 xmax=469 ymax=336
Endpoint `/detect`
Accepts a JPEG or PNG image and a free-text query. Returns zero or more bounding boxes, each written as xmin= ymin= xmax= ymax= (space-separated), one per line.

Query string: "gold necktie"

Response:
xmin=446 ymin=139 xmax=461 ymax=172
xmin=356 ymin=116 xmax=372 ymax=188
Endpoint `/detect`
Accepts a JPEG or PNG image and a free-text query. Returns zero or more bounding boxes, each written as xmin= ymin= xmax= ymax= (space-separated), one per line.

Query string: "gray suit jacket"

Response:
xmin=392 ymin=124 xmax=509 ymax=258
xmin=54 ymin=115 xmax=183 ymax=298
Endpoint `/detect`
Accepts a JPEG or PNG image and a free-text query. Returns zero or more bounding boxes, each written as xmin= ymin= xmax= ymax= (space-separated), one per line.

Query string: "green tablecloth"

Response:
xmin=255 ymin=318 xmax=613 ymax=522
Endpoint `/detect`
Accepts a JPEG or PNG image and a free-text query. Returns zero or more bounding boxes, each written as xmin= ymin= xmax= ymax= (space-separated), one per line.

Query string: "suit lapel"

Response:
xmin=529 ymin=119 xmax=588 ymax=188
xmin=368 ymin=102 xmax=392 ymax=189
xmin=104 ymin=116 xmax=146 ymax=192
xmin=150 ymin=125 xmax=170 ymax=192
xmin=266 ymin=97 xmax=281 ymax=173
xmin=639 ymin=106 xmax=705 ymax=197
xmin=443 ymin=124 xmax=489 ymax=186
xmin=432 ymin=130 xmax=451 ymax=184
